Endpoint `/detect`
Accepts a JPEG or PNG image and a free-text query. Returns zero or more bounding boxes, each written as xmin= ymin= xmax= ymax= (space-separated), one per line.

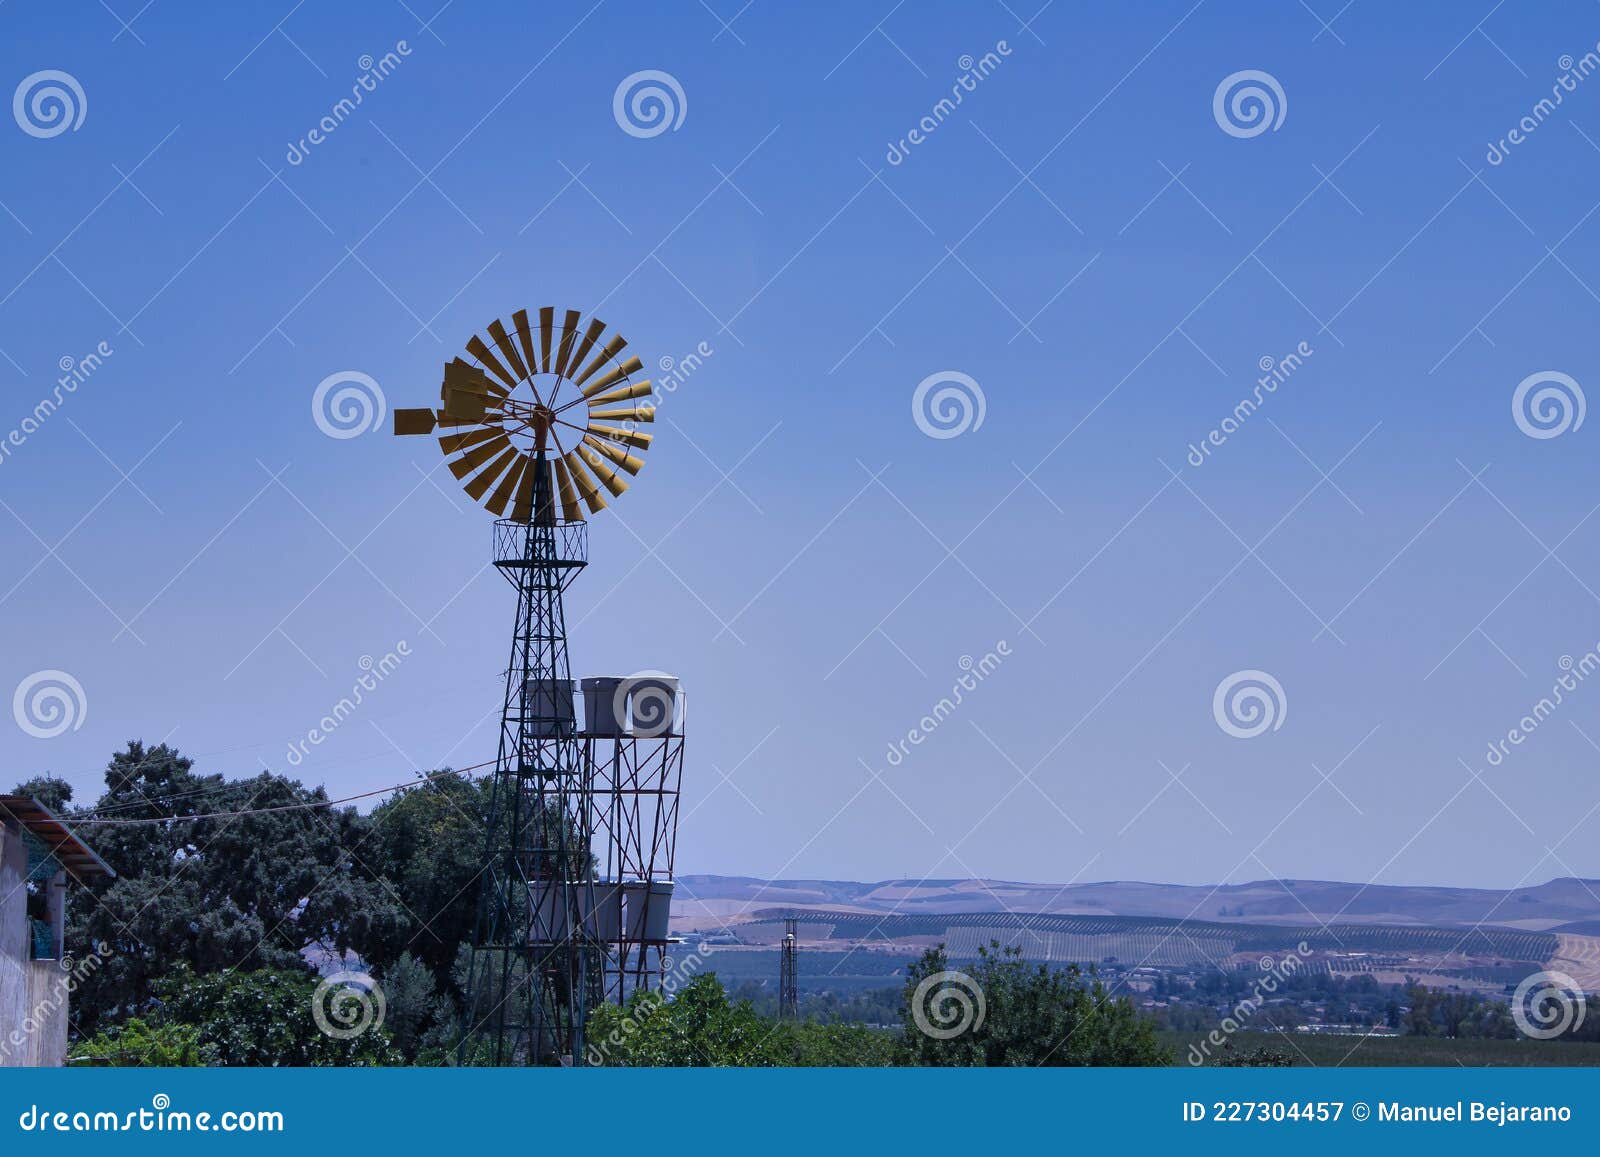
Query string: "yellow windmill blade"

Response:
xmin=587 ymin=422 xmax=653 ymax=450
xmin=439 ymin=425 xmax=504 ymax=456
xmin=448 ymin=432 xmax=512 ymax=480
xmin=576 ymin=443 xmax=629 ymax=497
xmin=464 ymin=445 xmax=521 ymax=503
xmin=510 ymin=457 xmax=539 ymax=522
xmin=466 ymin=334 xmax=519 ymax=391
xmin=552 ymin=455 xmax=583 ymax=522
xmin=486 ymin=319 xmax=529 ymax=381
xmin=579 ymin=356 xmax=644 ymax=398
xmin=564 ymin=450 xmax=609 ymax=513
xmin=552 ymin=309 xmax=583 ymax=377
xmin=582 ymin=434 xmax=644 ymax=475
xmin=587 ymin=405 xmax=655 ymax=423
xmin=538 ymin=306 xmax=555 ymax=372
xmin=572 ymin=335 xmax=627 ymax=388
xmin=484 ymin=452 xmax=530 ymax=516
xmin=586 ymin=380 xmax=654 ymax=406
xmin=565 ymin=318 xmax=607 ymax=383
xmin=511 ymin=309 xmax=539 ymax=384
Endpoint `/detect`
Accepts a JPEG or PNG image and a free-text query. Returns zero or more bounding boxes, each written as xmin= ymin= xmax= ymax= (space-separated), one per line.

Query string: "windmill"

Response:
xmin=395 ymin=307 xmax=684 ymax=1065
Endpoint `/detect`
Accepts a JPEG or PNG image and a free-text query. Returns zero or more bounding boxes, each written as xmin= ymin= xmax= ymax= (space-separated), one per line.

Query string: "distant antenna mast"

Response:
xmin=779 ymin=916 xmax=798 ymax=1019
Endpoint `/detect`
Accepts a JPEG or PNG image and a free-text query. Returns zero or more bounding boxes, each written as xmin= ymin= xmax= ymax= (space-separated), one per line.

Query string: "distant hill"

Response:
xmin=672 ymin=874 xmax=1600 ymax=931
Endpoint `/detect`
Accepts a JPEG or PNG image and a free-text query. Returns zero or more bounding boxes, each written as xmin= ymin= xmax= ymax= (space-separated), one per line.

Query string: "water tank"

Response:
xmin=583 ymin=881 xmax=623 ymax=942
xmin=523 ymin=679 xmax=576 ymax=737
xmin=530 ymin=880 xmax=570 ymax=942
xmin=622 ymin=879 xmax=674 ymax=942
xmin=626 ymin=675 xmax=681 ymax=737
xmin=580 ymin=677 xmax=626 ymax=736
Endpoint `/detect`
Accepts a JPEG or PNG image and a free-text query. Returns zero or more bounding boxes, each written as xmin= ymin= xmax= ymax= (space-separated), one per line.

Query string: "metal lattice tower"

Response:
xmin=393 ymin=306 xmax=686 ymax=1064
xmin=779 ymin=917 xmax=798 ymax=1019
xmin=461 ymin=457 xmax=597 ymax=1065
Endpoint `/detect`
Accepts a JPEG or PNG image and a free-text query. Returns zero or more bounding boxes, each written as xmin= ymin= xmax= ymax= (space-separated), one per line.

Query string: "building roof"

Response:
xmin=0 ymin=795 xmax=114 ymax=882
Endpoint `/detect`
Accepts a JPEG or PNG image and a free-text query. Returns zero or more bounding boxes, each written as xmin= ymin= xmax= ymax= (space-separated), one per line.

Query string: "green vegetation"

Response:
xmin=24 ymin=740 xmax=1598 ymax=1068
xmin=1161 ymin=1031 xmax=1600 ymax=1067
xmin=586 ymin=945 xmax=1168 ymax=1067
xmin=71 ymin=969 xmax=399 ymax=1066
xmin=588 ymin=974 xmax=898 ymax=1066
xmin=904 ymin=943 xmax=1169 ymax=1066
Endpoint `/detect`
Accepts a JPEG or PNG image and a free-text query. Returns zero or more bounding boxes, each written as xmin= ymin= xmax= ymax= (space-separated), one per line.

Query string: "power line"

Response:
xmin=77 ymin=757 xmax=488 ymax=817
xmin=68 ymin=760 xmax=496 ymax=825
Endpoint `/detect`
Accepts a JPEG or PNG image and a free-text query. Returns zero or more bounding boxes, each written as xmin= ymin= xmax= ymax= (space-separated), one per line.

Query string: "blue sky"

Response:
xmin=3 ymin=0 xmax=1600 ymax=891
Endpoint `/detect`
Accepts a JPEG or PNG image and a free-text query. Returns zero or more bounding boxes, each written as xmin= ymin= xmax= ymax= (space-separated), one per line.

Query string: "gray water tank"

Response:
xmin=523 ymin=679 xmax=576 ymax=737
xmin=580 ymin=677 xmax=626 ymax=736
xmin=626 ymin=675 xmax=681 ymax=737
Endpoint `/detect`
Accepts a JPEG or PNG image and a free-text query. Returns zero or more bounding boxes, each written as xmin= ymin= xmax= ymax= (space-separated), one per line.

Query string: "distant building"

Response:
xmin=0 ymin=796 xmax=114 ymax=1067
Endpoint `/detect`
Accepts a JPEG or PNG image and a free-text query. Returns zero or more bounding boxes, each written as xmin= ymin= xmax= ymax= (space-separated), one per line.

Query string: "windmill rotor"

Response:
xmin=394 ymin=307 xmax=656 ymax=521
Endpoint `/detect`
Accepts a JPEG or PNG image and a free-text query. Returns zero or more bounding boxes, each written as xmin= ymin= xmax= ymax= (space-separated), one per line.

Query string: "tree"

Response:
xmin=902 ymin=942 xmax=1169 ymax=1066
xmin=380 ymin=952 xmax=441 ymax=1062
xmin=360 ymin=775 xmax=489 ymax=988
xmin=588 ymin=974 xmax=784 ymax=1066
xmin=63 ymin=742 xmax=406 ymax=1033
xmin=11 ymin=775 xmax=73 ymax=811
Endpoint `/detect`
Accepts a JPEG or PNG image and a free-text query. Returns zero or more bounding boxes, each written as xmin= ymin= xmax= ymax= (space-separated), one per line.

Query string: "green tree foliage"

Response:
xmin=12 ymin=774 xmax=74 ymax=812
xmin=587 ymin=973 xmax=899 ymax=1066
xmin=902 ymin=942 xmax=1170 ymax=1066
xmin=58 ymin=743 xmax=409 ymax=1033
xmin=361 ymin=776 xmax=490 ymax=987
xmin=156 ymin=967 xmax=400 ymax=1066
xmin=380 ymin=952 xmax=442 ymax=1062
xmin=70 ymin=1018 xmax=204 ymax=1066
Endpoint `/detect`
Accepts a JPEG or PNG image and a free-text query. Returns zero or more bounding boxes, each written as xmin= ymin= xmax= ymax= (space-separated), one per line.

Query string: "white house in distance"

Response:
xmin=0 ymin=795 xmax=114 ymax=1067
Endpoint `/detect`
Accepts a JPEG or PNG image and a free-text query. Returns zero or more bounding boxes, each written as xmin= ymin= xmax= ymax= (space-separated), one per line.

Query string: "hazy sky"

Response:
xmin=3 ymin=1 xmax=1600 ymax=890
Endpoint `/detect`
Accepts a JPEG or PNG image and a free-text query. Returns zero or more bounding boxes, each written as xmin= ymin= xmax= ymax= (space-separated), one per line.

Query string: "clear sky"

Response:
xmin=3 ymin=1 xmax=1599 ymax=891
